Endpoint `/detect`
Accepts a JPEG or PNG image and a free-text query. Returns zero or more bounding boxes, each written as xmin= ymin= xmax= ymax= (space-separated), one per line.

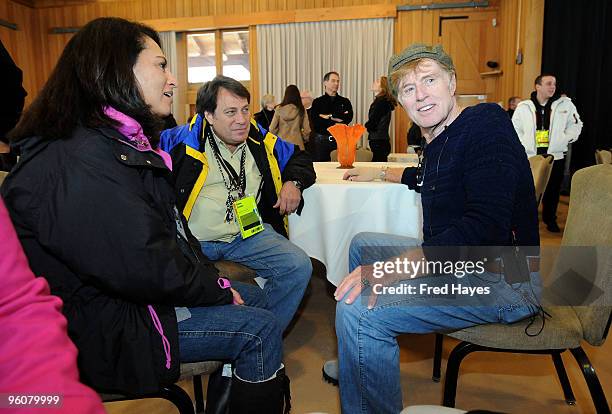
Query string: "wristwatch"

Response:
xmin=291 ymin=180 xmax=303 ymax=191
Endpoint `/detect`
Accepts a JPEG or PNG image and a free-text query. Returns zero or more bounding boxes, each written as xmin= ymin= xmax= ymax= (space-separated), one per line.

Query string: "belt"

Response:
xmin=484 ymin=256 xmax=540 ymax=274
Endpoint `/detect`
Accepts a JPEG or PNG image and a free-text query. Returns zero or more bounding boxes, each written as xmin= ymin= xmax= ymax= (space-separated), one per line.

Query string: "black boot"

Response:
xmin=205 ymin=366 xmax=232 ymax=414
xmin=229 ymin=367 xmax=291 ymax=414
xmin=545 ymin=220 xmax=561 ymax=233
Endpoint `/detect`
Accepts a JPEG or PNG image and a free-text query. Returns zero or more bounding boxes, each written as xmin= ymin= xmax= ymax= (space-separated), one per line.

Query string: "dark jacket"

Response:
xmin=401 ymin=104 xmax=540 ymax=249
xmin=310 ymin=93 xmax=353 ymax=135
xmin=365 ymin=96 xmax=395 ymax=141
xmin=1 ymin=40 xmax=27 ymax=171
xmin=407 ymin=122 xmax=423 ymax=147
xmin=0 ymin=40 xmax=26 ymax=142
xmin=253 ymin=108 xmax=275 ymax=131
xmin=1 ymin=126 xmax=232 ymax=395
xmin=160 ymin=114 xmax=316 ymax=237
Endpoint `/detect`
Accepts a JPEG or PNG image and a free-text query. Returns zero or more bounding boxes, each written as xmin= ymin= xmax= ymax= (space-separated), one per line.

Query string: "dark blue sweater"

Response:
xmin=402 ymin=103 xmax=539 ymax=248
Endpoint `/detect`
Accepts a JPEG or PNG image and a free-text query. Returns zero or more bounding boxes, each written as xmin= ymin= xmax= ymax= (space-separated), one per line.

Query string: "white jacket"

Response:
xmin=512 ymin=96 xmax=583 ymax=160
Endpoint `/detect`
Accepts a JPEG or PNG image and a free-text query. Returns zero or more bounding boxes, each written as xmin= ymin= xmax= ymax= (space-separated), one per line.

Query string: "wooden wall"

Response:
xmin=1 ymin=0 xmax=544 ymax=149
xmin=518 ymin=0 xmax=545 ymax=99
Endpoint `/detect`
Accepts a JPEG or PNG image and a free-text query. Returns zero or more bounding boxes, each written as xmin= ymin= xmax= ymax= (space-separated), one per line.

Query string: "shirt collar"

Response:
xmin=210 ymin=127 xmax=247 ymax=156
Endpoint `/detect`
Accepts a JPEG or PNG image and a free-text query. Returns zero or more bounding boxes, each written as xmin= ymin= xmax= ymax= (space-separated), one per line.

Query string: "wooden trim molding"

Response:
xmin=0 ymin=18 xmax=19 ymax=30
xmin=144 ymin=4 xmax=396 ymax=32
xmin=249 ymin=25 xmax=259 ymax=114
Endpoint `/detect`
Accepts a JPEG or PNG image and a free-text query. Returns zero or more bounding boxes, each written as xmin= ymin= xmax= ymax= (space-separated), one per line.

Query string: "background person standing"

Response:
xmin=269 ymin=84 xmax=311 ymax=150
xmin=506 ymin=96 xmax=521 ymax=118
xmin=365 ymin=76 xmax=397 ymax=161
xmin=309 ymin=71 xmax=353 ymax=161
xmin=512 ymin=74 xmax=583 ymax=232
xmin=254 ymin=94 xmax=276 ymax=131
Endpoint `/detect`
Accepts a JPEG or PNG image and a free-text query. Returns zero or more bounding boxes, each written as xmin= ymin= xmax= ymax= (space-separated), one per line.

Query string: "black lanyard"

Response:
xmin=206 ymin=129 xmax=247 ymax=222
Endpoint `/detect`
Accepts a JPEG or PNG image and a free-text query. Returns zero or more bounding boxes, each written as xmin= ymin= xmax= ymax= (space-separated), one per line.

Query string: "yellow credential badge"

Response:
xmin=233 ymin=195 xmax=264 ymax=239
xmin=536 ymin=130 xmax=549 ymax=148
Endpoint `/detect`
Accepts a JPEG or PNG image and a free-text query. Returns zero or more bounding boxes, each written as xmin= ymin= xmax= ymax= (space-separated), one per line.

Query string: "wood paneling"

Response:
xmin=175 ymin=31 xmax=188 ymax=124
xmin=520 ymin=0 xmax=544 ymax=99
xmin=498 ymin=0 xmax=520 ymax=107
xmin=497 ymin=0 xmax=544 ymax=107
xmin=9 ymin=0 xmax=541 ymax=139
xmin=437 ymin=10 xmax=499 ymax=97
xmin=145 ymin=4 xmax=395 ymax=32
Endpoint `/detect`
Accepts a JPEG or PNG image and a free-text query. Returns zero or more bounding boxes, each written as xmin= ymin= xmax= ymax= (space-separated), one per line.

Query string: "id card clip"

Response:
xmin=233 ymin=195 xmax=264 ymax=239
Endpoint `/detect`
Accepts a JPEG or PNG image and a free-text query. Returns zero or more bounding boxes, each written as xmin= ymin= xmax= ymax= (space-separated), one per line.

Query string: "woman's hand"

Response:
xmin=231 ymin=288 xmax=244 ymax=305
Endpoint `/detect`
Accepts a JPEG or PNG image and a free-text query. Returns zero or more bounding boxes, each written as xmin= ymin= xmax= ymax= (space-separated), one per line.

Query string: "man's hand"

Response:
xmin=334 ymin=265 xmax=378 ymax=309
xmin=330 ymin=117 xmax=343 ymax=123
xmin=319 ymin=113 xmax=332 ymax=119
xmin=274 ymin=181 xmax=301 ymax=215
xmin=231 ymin=288 xmax=244 ymax=305
xmin=343 ymin=167 xmax=380 ymax=182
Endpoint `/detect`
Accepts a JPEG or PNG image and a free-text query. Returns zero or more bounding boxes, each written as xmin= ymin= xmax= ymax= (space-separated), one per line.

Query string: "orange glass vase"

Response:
xmin=328 ymin=123 xmax=366 ymax=169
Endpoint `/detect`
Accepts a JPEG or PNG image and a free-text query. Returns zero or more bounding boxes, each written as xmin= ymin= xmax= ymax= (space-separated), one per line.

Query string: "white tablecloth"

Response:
xmin=387 ymin=153 xmax=420 ymax=163
xmin=288 ymin=162 xmax=422 ymax=286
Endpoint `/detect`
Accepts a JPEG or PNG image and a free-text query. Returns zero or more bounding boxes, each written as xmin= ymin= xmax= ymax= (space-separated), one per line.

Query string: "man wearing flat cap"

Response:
xmin=324 ymin=43 xmax=542 ymax=413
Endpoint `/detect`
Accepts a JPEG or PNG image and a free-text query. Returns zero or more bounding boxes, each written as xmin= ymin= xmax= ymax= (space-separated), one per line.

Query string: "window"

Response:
xmin=187 ymin=32 xmax=216 ymax=84
xmin=187 ymin=29 xmax=250 ymax=84
xmin=222 ymin=30 xmax=250 ymax=81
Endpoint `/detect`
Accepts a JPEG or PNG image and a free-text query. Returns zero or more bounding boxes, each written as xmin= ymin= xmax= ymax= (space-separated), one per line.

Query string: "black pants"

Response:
xmin=306 ymin=133 xmax=337 ymax=162
xmin=369 ymin=140 xmax=391 ymax=162
xmin=0 ymin=152 xmax=17 ymax=172
xmin=542 ymin=158 xmax=565 ymax=224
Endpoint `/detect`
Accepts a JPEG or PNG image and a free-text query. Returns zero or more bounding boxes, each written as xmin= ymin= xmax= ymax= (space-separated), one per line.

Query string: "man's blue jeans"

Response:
xmin=200 ymin=224 xmax=312 ymax=332
xmin=178 ymin=281 xmax=282 ymax=382
xmin=336 ymin=232 xmax=541 ymax=413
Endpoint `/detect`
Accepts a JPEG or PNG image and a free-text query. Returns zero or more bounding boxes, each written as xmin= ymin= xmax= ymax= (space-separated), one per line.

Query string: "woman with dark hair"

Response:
xmin=365 ymin=76 xmax=397 ymax=161
xmin=269 ymin=84 xmax=311 ymax=150
xmin=2 ymin=17 xmax=288 ymax=413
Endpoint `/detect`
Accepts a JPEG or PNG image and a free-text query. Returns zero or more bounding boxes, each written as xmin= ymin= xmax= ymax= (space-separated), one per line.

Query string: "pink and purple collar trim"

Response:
xmin=104 ymin=106 xmax=172 ymax=171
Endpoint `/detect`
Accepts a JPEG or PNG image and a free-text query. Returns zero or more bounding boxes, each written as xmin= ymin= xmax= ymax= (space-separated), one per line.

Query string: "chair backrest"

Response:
xmin=595 ymin=149 xmax=612 ymax=165
xmin=356 ymin=148 xmax=374 ymax=162
xmin=528 ymin=154 xmax=554 ymax=206
xmin=559 ymin=164 xmax=612 ymax=346
xmin=329 ymin=148 xmax=373 ymax=162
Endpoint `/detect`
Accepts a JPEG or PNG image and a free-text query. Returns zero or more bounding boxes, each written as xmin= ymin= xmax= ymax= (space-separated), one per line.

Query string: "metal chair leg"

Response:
xmin=569 ymin=347 xmax=611 ymax=414
xmin=551 ymin=352 xmax=576 ymax=405
xmin=442 ymin=341 xmax=483 ymax=407
xmin=432 ymin=333 xmax=443 ymax=382
xmin=159 ymin=384 xmax=196 ymax=414
xmin=193 ymin=375 xmax=205 ymax=413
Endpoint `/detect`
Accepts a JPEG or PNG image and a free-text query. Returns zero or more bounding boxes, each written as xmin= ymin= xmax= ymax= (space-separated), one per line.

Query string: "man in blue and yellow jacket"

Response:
xmin=161 ymin=76 xmax=315 ymax=332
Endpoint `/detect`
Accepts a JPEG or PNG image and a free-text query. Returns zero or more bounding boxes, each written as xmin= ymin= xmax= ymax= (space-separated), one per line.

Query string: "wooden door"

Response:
xmin=436 ymin=10 xmax=501 ymax=100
